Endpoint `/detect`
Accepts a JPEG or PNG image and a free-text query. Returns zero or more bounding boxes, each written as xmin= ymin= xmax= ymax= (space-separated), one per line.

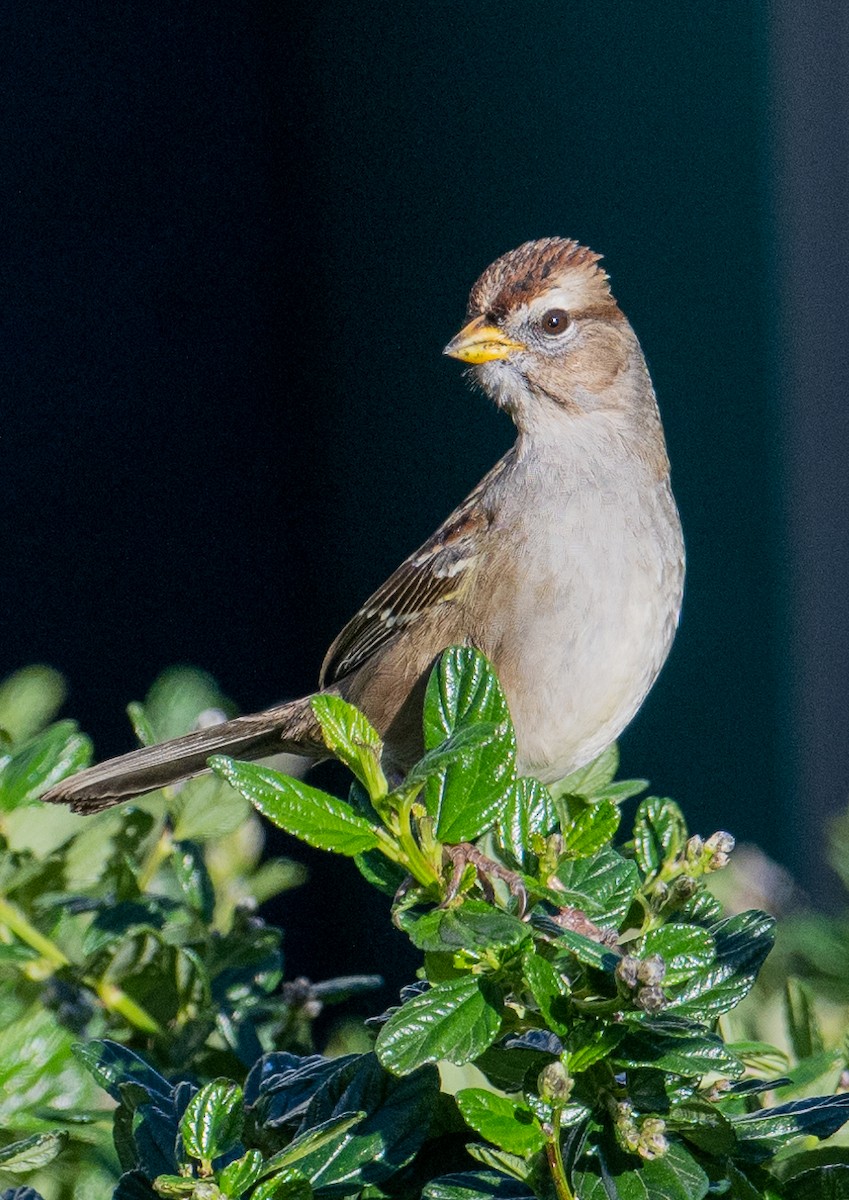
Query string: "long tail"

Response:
xmin=41 ymin=694 xmax=324 ymax=814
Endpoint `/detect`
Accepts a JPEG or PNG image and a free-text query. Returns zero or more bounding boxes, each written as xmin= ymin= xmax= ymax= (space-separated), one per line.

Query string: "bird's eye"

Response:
xmin=539 ymin=308 xmax=570 ymax=335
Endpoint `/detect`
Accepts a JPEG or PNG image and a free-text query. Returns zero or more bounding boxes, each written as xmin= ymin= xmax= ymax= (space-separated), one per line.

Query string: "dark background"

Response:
xmin=4 ymin=3 xmax=847 ymax=990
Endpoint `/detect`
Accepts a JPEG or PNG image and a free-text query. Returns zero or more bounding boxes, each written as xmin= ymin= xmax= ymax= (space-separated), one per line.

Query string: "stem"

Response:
xmin=94 ymin=979 xmax=163 ymax=1035
xmin=0 ymin=896 xmax=162 ymax=1033
xmin=0 ymin=896 xmax=70 ymax=968
xmin=136 ymin=823 xmax=173 ymax=892
xmin=396 ymin=794 xmax=440 ymax=888
xmin=546 ymin=1108 xmax=575 ymax=1200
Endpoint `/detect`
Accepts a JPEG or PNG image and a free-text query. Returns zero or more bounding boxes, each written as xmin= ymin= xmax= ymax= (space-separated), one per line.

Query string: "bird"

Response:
xmin=43 ymin=237 xmax=684 ymax=814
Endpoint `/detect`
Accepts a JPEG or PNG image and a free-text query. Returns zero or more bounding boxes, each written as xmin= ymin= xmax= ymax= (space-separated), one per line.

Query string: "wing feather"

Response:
xmin=319 ymin=453 xmax=512 ymax=686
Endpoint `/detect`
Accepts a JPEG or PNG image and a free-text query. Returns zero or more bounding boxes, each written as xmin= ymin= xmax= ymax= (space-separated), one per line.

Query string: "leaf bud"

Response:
xmin=636 ymin=954 xmax=666 ymax=986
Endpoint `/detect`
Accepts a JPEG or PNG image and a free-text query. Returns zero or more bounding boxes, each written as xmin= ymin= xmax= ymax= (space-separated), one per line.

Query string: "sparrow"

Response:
xmin=44 ymin=238 xmax=684 ymax=814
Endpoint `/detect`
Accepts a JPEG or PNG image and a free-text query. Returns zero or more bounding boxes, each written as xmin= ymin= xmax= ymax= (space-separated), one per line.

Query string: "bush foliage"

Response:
xmin=1 ymin=652 xmax=849 ymax=1199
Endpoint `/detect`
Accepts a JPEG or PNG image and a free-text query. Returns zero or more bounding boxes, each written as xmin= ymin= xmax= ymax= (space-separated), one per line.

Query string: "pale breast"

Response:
xmin=471 ymin=451 xmax=684 ymax=783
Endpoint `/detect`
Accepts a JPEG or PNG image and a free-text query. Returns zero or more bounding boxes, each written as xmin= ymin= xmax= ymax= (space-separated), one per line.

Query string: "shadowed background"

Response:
xmin=4 ymin=3 xmax=845 ymax=990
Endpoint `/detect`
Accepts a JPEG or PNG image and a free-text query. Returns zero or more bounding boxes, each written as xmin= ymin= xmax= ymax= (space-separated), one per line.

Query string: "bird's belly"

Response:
xmin=486 ymin=510 xmax=682 ymax=784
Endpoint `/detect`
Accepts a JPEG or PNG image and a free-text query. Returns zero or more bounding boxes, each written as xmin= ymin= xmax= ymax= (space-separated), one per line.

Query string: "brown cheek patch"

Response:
xmin=569 ymin=325 xmax=631 ymax=395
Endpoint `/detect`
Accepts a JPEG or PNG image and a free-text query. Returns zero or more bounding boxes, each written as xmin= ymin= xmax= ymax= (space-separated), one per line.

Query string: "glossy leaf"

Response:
xmin=422 ymin=648 xmax=516 ymax=843
xmin=613 ymin=1021 xmax=743 ymax=1078
xmin=641 ymin=924 xmax=716 ymax=986
xmin=376 ymin=976 xmax=503 ymax=1074
xmin=561 ymin=800 xmax=620 ymax=858
xmin=424 ymin=1172 xmax=536 ymax=1200
xmin=311 ymin=694 xmax=385 ymax=796
xmin=522 ymin=949 xmax=570 ymax=1035
xmin=553 ymin=846 xmax=640 ymax=927
xmin=496 ymin=777 xmax=557 ymax=869
xmin=291 ymin=1053 xmax=439 ymax=1192
xmin=665 ymin=911 xmax=775 ymax=1021
xmin=732 ymin=1093 xmax=849 ymax=1153
xmin=249 ymin=1172 xmax=311 ymax=1200
xmin=572 ymin=1136 xmax=709 ymax=1200
xmin=210 ymin=757 xmax=381 ymax=856
xmin=633 ymin=796 xmax=688 ymax=877
xmin=456 ymin=1088 xmax=545 ymax=1155
xmin=218 ymin=1148 xmax=263 ymax=1194
xmin=180 ymin=1078 xmax=243 ymax=1164
xmin=406 ymin=901 xmax=530 ymax=953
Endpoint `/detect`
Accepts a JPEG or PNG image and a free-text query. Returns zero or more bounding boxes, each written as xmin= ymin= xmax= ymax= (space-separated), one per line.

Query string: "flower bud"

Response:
xmin=537 ymin=1061 xmax=574 ymax=1103
xmin=671 ymin=875 xmax=698 ymax=901
xmin=636 ymin=954 xmax=666 ymax=986
xmin=685 ymin=834 xmax=704 ymax=862
xmin=615 ymin=955 xmax=639 ymax=990
xmin=705 ymin=831 xmax=735 ymax=855
xmin=638 ymin=1117 xmax=669 ymax=1160
xmin=635 ymin=984 xmax=667 ymax=1014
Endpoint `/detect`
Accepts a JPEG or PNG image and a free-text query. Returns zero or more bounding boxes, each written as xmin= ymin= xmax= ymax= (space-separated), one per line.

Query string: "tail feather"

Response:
xmin=41 ymin=694 xmax=324 ymax=814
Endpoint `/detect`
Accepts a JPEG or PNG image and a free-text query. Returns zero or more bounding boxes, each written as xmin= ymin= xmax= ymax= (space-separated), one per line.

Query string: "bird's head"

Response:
xmin=444 ymin=238 xmax=646 ymax=435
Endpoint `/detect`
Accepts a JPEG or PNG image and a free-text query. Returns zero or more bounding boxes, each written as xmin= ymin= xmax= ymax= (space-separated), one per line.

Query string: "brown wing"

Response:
xmin=319 ymin=452 xmax=513 ymax=687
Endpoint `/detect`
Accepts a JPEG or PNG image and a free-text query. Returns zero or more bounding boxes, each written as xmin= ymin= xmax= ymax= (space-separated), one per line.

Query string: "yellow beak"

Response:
xmin=443 ymin=314 xmax=525 ymax=364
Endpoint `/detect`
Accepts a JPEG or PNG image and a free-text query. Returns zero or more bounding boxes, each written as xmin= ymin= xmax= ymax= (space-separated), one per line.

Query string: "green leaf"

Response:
xmin=133 ymin=666 xmax=237 ymax=743
xmin=665 ymin=911 xmax=775 ymax=1021
xmin=422 ymin=648 xmax=516 ymax=843
xmin=496 ymin=777 xmax=557 ymax=869
xmin=633 ymin=796 xmax=688 ymax=877
xmin=249 ymin=1172 xmax=312 ymax=1200
xmin=171 ymin=840 xmax=215 ymax=921
xmin=732 ymin=1094 xmax=849 ymax=1154
xmin=613 ymin=1021 xmax=743 ymax=1079
xmin=641 ymin=925 xmax=716 ymax=986
xmin=290 ymin=1053 xmax=438 ymax=1192
xmin=0 ymin=1130 xmax=69 ymax=1172
xmin=549 ymin=744 xmax=619 ymax=800
xmin=310 ymin=694 xmax=386 ymax=797
xmin=522 ymin=949 xmax=571 ymax=1036
xmin=180 ymin=1078 xmax=243 ymax=1165
xmin=785 ymin=1165 xmax=849 ymax=1200
xmin=572 ymin=1136 xmax=709 ymax=1200
xmin=567 ymin=1022 xmax=626 ymax=1073
xmin=151 ymin=1177 xmax=196 ymax=1197
xmin=218 ymin=1148 xmax=263 ymax=1194
xmin=456 ymin=1089 xmax=545 ymax=1155
xmin=354 ymin=848 xmax=408 ymax=896
xmin=0 ymin=721 xmax=92 ymax=810
xmin=376 ymin=977 xmax=503 ymax=1074
xmin=424 ymin=1171 xmax=536 ymax=1200
xmin=73 ymin=1039 xmax=172 ymax=1104
xmin=548 ymin=926 xmax=619 ymax=972
xmin=562 ymin=800 xmax=620 ymax=858
xmin=666 ymin=1098 xmax=737 ymax=1154
xmin=785 ymin=977 xmax=825 ymax=1061
xmin=553 ymin=846 xmax=640 ymax=928
xmin=210 ymin=758 xmax=381 ymax=855
xmin=0 ymin=665 xmax=67 ymax=743
xmin=406 ymin=901 xmax=530 ymax=953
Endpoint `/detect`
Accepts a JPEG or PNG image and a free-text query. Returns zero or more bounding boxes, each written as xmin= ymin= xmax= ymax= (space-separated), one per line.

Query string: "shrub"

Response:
xmin=1 ymin=651 xmax=849 ymax=1199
